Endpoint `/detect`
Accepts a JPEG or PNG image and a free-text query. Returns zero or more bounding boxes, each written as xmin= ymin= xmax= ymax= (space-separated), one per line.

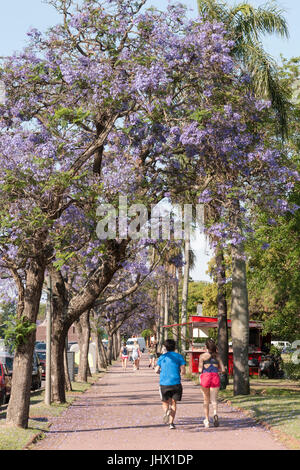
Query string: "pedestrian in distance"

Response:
xmin=155 ymin=339 xmax=186 ymax=430
xmin=131 ymin=340 xmax=141 ymax=370
xmin=199 ymin=338 xmax=226 ymax=428
xmin=120 ymin=342 xmax=129 ymax=371
xmin=148 ymin=341 xmax=157 ymax=369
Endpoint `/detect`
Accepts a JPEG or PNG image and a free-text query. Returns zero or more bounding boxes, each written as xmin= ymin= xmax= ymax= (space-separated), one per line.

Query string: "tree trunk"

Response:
xmin=116 ymin=329 xmax=121 ymax=357
xmin=231 ymin=243 xmax=250 ymax=395
xmin=112 ymin=332 xmax=118 ymax=361
xmin=171 ymin=267 xmax=179 ymax=345
xmin=6 ymin=260 xmax=46 ymax=428
xmin=157 ymin=287 xmax=164 ymax=353
xmin=106 ymin=333 xmax=114 ymax=364
xmin=178 ymin=265 xmax=183 ymax=351
xmin=50 ymin=267 xmax=69 ymax=403
xmin=163 ymin=283 xmax=169 ymax=342
xmin=51 ymin=327 xmax=67 ymax=401
xmin=98 ymin=336 xmax=108 ymax=369
xmin=181 ymin=233 xmax=190 ymax=353
xmin=91 ymin=331 xmax=100 ymax=373
xmin=64 ymin=344 xmax=72 ymax=391
xmin=216 ymin=249 xmax=229 ymax=373
xmin=77 ymin=310 xmax=90 ymax=382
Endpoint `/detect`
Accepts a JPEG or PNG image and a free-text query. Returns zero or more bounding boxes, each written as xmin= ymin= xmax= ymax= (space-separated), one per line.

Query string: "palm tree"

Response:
xmin=157 ymin=238 xmax=196 ymax=352
xmin=197 ymin=0 xmax=289 ymax=137
xmin=197 ymin=0 xmax=289 ymax=394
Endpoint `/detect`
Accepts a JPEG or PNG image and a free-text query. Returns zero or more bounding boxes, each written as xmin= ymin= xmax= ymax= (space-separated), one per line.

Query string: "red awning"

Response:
xmin=163 ymin=320 xmax=262 ymax=329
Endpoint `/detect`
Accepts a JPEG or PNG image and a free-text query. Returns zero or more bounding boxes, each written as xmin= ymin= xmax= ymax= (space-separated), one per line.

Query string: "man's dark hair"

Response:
xmin=163 ymin=339 xmax=176 ymax=352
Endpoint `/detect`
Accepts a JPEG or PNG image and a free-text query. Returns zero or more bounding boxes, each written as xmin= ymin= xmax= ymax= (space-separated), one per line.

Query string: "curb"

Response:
xmin=24 ymin=429 xmax=48 ymax=450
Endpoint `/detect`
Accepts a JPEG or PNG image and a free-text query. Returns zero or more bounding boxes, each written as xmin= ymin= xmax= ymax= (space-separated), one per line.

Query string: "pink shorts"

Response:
xmin=200 ymin=372 xmax=220 ymax=389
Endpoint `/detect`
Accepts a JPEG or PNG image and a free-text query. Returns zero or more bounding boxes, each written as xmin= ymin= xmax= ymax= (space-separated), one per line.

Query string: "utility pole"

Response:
xmin=45 ymin=275 xmax=52 ymax=406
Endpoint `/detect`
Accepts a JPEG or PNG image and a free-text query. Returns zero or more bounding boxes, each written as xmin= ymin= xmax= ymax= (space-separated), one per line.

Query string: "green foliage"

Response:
xmin=283 ymin=362 xmax=300 ymax=381
xmin=53 ymin=107 xmax=91 ymax=128
xmin=141 ymin=328 xmax=153 ymax=339
xmin=3 ymin=316 xmax=36 ymax=350
xmin=0 ymin=301 xmax=16 ymax=337
xmin=178 ymin=281 xmax=207 ymax=318
xmin=245 ymin=56 xmax=300 ymax=341
xmin=202 ymin=283 xmax=219 ymax=317
xmin=246 ymin=187 xmax=300 ymax=341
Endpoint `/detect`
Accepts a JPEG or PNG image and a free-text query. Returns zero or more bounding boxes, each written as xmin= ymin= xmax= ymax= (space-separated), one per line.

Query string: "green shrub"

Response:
xmin=283 ymin=361 xmax=300 ymax=381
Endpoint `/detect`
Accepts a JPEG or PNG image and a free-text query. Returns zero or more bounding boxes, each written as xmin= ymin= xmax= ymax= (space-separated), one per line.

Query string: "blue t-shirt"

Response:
xmin=157 ymin=351 xmax=186 ymax=386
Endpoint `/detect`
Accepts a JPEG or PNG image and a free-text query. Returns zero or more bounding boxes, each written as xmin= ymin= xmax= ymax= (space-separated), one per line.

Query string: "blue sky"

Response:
xmin=0 ymin=0 xmax=299 ymax=60
xmin=0 ymin=0 xmax=299 ymax=281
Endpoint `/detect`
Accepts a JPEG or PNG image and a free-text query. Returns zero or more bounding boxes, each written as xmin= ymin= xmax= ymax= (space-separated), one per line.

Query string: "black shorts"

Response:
xmin=160 ymin=384 xmax=183 ymax=402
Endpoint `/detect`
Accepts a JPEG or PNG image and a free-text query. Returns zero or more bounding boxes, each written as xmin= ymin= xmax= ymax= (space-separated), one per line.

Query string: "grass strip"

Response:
xmin=0 ymin=371 xmax=106 ymax=450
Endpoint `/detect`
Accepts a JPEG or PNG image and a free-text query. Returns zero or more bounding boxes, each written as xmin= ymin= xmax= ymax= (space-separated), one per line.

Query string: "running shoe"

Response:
xmin=169 ymin=423 xmax=176 ymax=430
xmin=213 ymin=415 xmax=219 ymax=427
xmin=163 ymin=409 xmax=171 ymax=424
xmin=203 ymin=419 xmax=210 ymax=428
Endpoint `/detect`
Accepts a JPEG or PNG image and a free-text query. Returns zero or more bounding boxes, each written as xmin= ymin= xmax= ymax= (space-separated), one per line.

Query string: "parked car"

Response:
xmin=0 ymin=351 xmax=42 ymax=390
xmin=0 ymin=351 xmax=14 ymax=376
xmin=271 ymin=341 xmax=291 ymax=350
xmin=0 ymin=350 xmax=43 ymax=391
xmin=35 ymin=341 xmax=46 ymax=352
xmin=0 ymin=362 xmax=12 ymax=405
xmin=31 ymin=351 xmax=43 ymax=390
xmin=126 ymin=337 xmax=146 ymax=353
xmin=36 ymin=351 xmax=46 ymax=380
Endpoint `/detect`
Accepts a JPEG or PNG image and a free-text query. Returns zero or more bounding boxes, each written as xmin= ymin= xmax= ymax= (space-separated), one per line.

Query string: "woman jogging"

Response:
xmin=120 ymin=342 xmax=129 ymax=371
xmin=199 ymin=338 xmax=226 ymax=428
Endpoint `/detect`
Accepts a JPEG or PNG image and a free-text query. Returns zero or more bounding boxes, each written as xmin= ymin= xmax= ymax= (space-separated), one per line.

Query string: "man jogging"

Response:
xmin=155 ymin=339 xmax=186 ymax=430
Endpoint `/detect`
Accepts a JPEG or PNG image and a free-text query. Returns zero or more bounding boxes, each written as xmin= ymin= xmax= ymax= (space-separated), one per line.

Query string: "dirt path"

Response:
xmin=33 ymin=356 xmax=286 ymax=450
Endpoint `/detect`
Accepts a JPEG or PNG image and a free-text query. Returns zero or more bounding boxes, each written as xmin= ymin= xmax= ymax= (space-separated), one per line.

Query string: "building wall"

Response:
xmin=36 ymin=323 xmax=78 ymax=343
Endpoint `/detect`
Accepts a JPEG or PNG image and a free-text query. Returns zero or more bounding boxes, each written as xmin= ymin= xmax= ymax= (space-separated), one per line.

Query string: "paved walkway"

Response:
xmin=33 ymin=356 xmax=286 ymax=450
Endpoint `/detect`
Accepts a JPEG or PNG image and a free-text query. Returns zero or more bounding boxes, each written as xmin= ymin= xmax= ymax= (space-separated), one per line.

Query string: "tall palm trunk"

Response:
xmin=231 ymin=241 xmax=250 ymax=395
xmin=216 ymin=249 xmax=229 ymax=372
xmin=157 ymin=287 xmax=165 ymax=353
xmin=163 ymin=283 xmax=169 ymax=342
xmin=172 ymin=266 xmax=180 ymax=344
xmin=181 ymin=233 xmax=190 ymax=354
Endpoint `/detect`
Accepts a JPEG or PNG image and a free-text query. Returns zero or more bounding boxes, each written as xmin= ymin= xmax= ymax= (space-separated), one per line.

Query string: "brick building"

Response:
xmin=35 ymin=320 xmax=78 ymax=343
